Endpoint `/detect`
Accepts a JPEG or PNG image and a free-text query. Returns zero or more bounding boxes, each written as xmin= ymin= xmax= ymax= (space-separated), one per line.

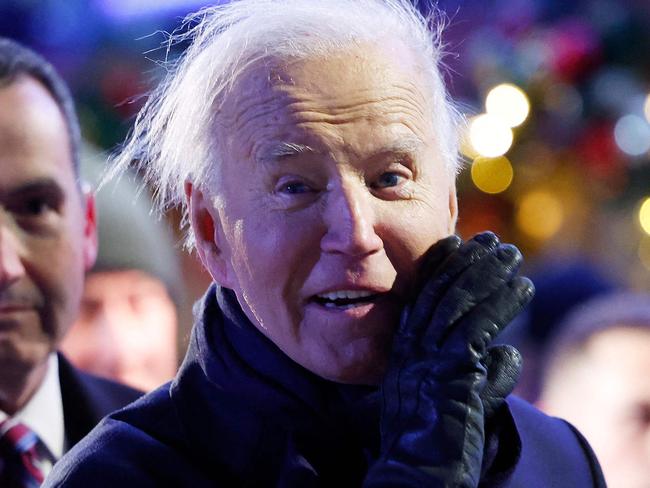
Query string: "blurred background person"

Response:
xmin=60 ymin=144 xmax=183 ymax=392
xmin=538 ymin=292 xmax=650 ymax=488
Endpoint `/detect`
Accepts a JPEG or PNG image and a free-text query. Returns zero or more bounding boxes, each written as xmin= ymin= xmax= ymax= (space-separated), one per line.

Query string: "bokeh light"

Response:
xmin=471 ymin=156 xmax=514 ymax=194
xmin=639 ymin=197 xmax=650 ymax=235
xmin=544 ymin=82 xmax=583 ymax=121
xmin=460 ymin=129 xmax=480 ymax=159
xmin=485 ymin=83 xmax=530 ymax=127
xmin=614 ymin=114 xmax=650 ymax=156
xmin=516 ymin=190 xmax=564 ymax=240
xmin=644 ymin=93 xmax=650 ymax=123
xmin=468 ymin=114 xmax=514 ymax=157
xmin=591 ymin=67 xmax=643 ymax=114
xmin=100 ymin=0 xmax=212 ymax=20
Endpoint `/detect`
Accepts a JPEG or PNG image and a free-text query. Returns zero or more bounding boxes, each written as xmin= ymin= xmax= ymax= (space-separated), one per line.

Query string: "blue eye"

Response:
xmin=375 ymin=172 xmax=403 ymax=188
xmin=278 ymin=181 xmax=312 ymax=194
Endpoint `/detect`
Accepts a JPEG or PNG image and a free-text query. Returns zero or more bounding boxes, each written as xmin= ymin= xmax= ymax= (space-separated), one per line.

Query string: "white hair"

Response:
xmin=108 ymin=0 xmax=462 ymax=247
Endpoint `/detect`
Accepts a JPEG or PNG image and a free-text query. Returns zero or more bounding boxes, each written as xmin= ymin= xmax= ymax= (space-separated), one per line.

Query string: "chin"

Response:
xmin=315 ymin=350 xmax=389 ymax=386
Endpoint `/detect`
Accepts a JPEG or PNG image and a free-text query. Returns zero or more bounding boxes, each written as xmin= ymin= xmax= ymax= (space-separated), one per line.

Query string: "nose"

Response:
xmin=320 ymin=179 xmax=383 ymax=257
xmin=0 ymin=222 xmax=26 ymax=288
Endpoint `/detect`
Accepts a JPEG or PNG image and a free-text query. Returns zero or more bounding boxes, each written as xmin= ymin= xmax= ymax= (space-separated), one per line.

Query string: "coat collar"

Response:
xmin=170 ymin=284 xmax=379 ymax=484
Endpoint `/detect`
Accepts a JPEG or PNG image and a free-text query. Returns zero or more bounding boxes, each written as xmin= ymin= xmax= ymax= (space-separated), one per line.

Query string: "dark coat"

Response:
xmin=45 ymin=286 xmax=605 ymax=487
xmin=57 ymin=352 xmax=143 ymax=450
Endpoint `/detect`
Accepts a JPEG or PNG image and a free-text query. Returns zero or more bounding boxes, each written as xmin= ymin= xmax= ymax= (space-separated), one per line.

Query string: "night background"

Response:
xmin=2 ymin=0 xmax=649 ymax=391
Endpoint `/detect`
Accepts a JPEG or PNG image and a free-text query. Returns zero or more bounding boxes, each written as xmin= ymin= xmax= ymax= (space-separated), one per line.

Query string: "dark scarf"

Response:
xmin=170 ymin=285 xmax=381 ymax=487
xmin=170 ymin=285 xmax=518 ymax=487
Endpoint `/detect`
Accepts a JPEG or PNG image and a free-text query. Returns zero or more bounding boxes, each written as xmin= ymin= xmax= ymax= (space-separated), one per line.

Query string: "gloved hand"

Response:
xmin=363 ymin=232 xmax=533 ymax=487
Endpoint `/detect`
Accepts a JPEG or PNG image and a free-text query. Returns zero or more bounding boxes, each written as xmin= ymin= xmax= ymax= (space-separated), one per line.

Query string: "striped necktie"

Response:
xmin=0 ymin=419 xmax=46 ymax=487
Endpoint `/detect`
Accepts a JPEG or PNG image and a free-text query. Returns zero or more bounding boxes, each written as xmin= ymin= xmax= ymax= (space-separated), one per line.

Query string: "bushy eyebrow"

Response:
xmin=256 ymin=135 xmax=425 ymax=165
xmin=256 ymin=142 xmax=316 ymax=165
xmin=374 ymin=136 xmax=425 ymax=156
xmin=0 ymin=178 xmax=66 ymax=203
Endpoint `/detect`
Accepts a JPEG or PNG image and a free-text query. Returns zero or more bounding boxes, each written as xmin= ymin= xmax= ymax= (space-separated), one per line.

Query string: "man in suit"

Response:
xmin=0 ymin=38 xmax=142 ymax=484
xmin=46 ymin=1 xmax=604 ymax=486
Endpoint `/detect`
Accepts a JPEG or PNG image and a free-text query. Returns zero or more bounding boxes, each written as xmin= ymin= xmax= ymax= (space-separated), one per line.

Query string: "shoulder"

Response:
xmin=57 ymin=352 xmax=144 ymax=447
xmin=506 ymin=396 xmax=606 ymax=488
xmin=45 ymin=385 xmax=213 ymax=487
xmin=57 ymin=353 xmax=142 ymax=413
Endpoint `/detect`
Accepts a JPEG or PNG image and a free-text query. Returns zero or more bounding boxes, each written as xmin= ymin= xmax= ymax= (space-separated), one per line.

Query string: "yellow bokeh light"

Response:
xmin=468 ymin=114 xmax=513 ymax=158
xmin=516 ymin=190 xmax=564 ymax=240
xmin=486 ymin=83 xmax=530 ymax=128
xmin=471 ymin=156 xmax=514 ymax=194
xmin=644 ymin=94 xmax=650 ymax=124
xmin=639 ymin=197 xmax=650 ymax=235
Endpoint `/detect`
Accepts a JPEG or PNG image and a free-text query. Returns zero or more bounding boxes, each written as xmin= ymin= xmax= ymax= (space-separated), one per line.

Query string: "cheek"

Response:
xmin=379 ymin=200 xmax=453 ymax=291
xmin=227 ymin=211 xmax=318 ymax=326
xmin=55 ymin=247 xmax=86 ymax=316
xmin=28 ymin=237 xmax=85 ymax=333
xmin=231 ymin=215 xmax=284 ymax=286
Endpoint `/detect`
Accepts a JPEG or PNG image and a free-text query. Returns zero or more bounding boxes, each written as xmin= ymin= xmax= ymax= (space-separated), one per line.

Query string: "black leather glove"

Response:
xmin=364 ymin=232 xmax=534 ymax=487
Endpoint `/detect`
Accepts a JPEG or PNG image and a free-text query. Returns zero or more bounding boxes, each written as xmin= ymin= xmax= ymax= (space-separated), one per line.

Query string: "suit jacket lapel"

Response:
xmin=57 ymin=352 xmax=142 ymax=449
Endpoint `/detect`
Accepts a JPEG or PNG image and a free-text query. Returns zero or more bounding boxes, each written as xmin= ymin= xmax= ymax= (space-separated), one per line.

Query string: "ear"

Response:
xmin=185 ymin=181 xmax=235 ymax=288
xmin=81 ymin=187 xmax=98 ymax=271
xmin=448 ymin=178 xmax=458 ymax=234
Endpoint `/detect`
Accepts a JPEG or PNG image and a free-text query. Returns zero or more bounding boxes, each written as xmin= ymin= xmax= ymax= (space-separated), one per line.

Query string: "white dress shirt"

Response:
xmin=0 ymin=353 xmax=65 ymax=476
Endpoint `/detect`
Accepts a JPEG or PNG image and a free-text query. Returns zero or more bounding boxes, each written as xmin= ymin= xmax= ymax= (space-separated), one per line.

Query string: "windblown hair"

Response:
xmin=108 ymin=0 xmax=462 ymax=246
xmin=0 ymin=37 xmax=82 ymax=179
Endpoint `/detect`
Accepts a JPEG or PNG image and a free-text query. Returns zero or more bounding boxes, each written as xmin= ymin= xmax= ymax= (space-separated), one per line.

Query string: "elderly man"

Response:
xmin=0 ymin=38 xmax=142 ymax=486
xmin=46 ymin=1 xmax=604 ymax=486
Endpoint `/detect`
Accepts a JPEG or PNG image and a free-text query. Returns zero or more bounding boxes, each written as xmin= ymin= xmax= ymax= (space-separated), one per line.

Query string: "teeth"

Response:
xmin=317 ymin=290 xmax=375 ymax=301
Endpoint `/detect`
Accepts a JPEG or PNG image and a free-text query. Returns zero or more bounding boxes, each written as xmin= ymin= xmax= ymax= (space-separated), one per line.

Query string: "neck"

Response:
xmin=0 ymin=356 xmax=49 ymax=416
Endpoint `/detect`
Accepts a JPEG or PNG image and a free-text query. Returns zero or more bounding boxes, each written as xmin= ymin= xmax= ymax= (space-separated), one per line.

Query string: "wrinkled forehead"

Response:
xmin=215 ymin=42 xmax=436 ymax=157
xmin=229 ymin=41 xmax=430 ymax=107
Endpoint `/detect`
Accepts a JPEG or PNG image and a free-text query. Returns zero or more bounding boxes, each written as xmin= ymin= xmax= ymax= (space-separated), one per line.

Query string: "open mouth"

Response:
xmin=311 ymin=290 xmax=381 ymax=310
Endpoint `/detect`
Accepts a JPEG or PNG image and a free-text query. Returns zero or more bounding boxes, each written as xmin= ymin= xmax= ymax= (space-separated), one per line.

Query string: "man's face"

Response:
xmin=540 ymin=327 xmax=650 ymax=488
xmin=193 ymin=44 xmax=457 ymax=384
xmin=0 ymin=76 xmax=96 ymax=389
xmin=61 ymin=269 xmax=178 ymax=391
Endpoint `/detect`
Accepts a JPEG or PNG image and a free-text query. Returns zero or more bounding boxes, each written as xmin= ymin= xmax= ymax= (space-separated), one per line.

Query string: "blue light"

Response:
xmin=96 ymin=0 xmax=225 ymax=21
